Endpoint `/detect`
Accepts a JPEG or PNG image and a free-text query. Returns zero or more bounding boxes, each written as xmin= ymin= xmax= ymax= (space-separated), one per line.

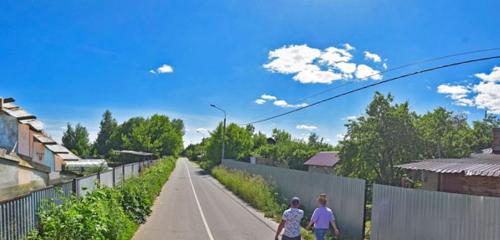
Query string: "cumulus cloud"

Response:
xmin=364 ymin=51 xmax=382 ymax=63
xmin=437 ymin=66 xmax=500 ymax=114
xmin=355 ymin=64 xmax=382 ymax=80
xmin=474 ymin=66 xmax=500 ymax=82
xmin=261 ymin=94 xmax=277 ymax=100
xmin=150 ymin=64 xmax=174 ymax=74
xmin=296 ymin=124 xmax=318 ymax=130
xmin=273 ymin=100 xmax=308 ymax=108
xmin=255 ymin=99 xmax=266 ymax=104
xmin=264 ymin=44 xmax=384 ymax=84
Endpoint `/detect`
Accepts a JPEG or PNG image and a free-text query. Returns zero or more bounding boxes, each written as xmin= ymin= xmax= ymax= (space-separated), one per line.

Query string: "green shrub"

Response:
xmin=29 ymin=157 xmax=176 ymax=240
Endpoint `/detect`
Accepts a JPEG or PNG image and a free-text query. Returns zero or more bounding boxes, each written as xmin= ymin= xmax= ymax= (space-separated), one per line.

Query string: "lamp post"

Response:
xmin=210 ymin=104 xmax=226 ymax=163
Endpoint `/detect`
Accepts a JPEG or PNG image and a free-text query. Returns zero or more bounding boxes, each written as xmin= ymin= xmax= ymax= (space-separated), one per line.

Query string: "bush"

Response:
xmin=29 ymin=157 xmax=177 ymax=240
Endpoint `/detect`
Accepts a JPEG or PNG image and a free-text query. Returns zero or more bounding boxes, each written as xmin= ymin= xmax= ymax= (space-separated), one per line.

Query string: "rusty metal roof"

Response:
xmin=304 ymin=151 xmax=340 ymax=167
xmin=397 ymin=155 xmax=500 ymax=177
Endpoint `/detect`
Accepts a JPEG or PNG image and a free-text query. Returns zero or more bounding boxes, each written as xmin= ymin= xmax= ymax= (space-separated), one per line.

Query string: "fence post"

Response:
xmin=97 ymin=171 xmax=101 ymax=185
xmin=72 ymin=178 xmax=79 ymax=198
xmin=122 ymin=164 xmax=125 ymax=181
xmin=112 ymin=167 xmax=116 ymax=187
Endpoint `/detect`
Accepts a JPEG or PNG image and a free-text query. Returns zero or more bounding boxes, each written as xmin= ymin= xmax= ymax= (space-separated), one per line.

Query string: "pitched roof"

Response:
xmin=33 ymin=134 xmax=57 ymax=144
xmin=57 ymin=152 xmax=80 ymax=161
xmin=45 ymin=144 xmax=71 ymax=154
xmin=397 ymin=153 xmax=500 ymax=177
xmin=304 ymin=151 xmax=340 ymax=167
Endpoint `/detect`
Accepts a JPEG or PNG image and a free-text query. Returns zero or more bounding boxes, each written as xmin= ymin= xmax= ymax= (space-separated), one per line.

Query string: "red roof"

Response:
xmin=304 ymin=152 xmax=340 ymax=167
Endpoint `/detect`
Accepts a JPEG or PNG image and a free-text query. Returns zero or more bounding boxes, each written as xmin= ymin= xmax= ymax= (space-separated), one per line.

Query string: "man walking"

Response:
xmin=275 ymin=197 xmax=304 ymax=240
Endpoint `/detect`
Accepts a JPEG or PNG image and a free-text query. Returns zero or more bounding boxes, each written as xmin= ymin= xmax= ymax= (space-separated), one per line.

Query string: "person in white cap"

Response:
xmin=275 ymin=197 xmax=304 ymax=240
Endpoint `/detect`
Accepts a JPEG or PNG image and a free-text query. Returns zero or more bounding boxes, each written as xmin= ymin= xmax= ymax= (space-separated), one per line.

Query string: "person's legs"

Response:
xmin=314 ymin=229 xmax=327 ymax=240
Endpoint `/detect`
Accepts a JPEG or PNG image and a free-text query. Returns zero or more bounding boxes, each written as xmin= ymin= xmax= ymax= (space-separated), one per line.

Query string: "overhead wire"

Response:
xmin=242 ymin=55 xmax=500 ymax=125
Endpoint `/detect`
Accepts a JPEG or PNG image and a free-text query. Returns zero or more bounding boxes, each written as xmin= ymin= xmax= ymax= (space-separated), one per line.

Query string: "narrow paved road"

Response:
xmin=134 ymin=158 xmax=278 ymax=240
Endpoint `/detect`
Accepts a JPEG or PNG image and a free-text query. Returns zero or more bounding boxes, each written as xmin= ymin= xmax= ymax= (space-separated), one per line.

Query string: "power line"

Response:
xmin=242 ymin=55 xmax=500 ymax=125
xmin=250 ymin=47 xmax=500 ymax=121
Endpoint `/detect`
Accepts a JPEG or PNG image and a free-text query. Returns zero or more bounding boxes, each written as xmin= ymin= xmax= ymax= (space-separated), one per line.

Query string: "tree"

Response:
xmin=62 ymin=123 xmax=91 ymax=157
xmin=95 ymin=110 xmax=118 ymax=156
xmin=471 ymin=114 xmax=500 ymax=151
xmin=206 ymin=123 xmax=253 ymax=163
xmin=417 ymin=107 xmax=474 ymax=158
xmin=337 ymin=92 xmax=420 ymax=185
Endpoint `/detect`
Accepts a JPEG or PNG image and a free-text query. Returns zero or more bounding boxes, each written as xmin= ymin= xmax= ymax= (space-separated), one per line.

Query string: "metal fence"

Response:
xmin=371 ymin=184 xmax=500 ymax=240
xmin=0 ymin=159 xmax=158 ymax=240
xmin=222 ymin=159 xmax=367 ymax=239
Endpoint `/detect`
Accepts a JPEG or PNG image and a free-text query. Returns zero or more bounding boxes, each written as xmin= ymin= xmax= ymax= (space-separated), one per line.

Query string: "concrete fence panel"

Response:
xmin=371 ymin=184 xmax=500 ymax=240
xmin=222 ymin=159 xmax=366 ymax=239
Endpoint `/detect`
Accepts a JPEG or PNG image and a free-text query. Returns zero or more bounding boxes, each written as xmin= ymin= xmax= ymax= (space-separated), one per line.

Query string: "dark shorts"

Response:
xmin=282 ymin=235 xmax=301 ymax=240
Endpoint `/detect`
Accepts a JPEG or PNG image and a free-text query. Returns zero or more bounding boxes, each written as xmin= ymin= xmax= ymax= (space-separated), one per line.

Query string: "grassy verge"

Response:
xmin=28 ymin=157 xmax=177 ymax=240
xmin=212 ymin=165 xmax=314 ymax=240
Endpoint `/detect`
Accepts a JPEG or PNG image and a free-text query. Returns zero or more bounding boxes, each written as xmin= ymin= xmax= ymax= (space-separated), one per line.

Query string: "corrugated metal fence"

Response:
xmin=222 ymin=159 xmax=367 ymax=239
xmin=0 ymin=160 xmax=158 ymax=240
xmin=371 ymin=184 xmax=500 ymax=240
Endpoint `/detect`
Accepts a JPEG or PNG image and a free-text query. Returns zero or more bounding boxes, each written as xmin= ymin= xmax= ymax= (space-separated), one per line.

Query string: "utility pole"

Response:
xmin=210 ymin=104 xmax=226 ymax=163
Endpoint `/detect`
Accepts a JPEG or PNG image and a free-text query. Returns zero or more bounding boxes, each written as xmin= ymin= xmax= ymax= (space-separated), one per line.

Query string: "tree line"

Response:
xmin=61 ymin=110 xmax=185 ymax=159
xmin=184 ymin=92 xmax=499 ymax=185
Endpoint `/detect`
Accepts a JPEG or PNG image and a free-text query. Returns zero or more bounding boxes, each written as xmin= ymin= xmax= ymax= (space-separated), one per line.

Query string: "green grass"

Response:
xmin=28 ymin=157 xmax=177 ymax=240
xmin=211 ymin=165 xmax=314 ymax=240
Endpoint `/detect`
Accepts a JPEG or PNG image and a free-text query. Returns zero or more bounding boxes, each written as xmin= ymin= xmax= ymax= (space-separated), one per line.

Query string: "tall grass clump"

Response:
xmin=212 ymin=166 xmax=280 ymax=217
xmin=28 ymin=157 xmax=177 ymax=240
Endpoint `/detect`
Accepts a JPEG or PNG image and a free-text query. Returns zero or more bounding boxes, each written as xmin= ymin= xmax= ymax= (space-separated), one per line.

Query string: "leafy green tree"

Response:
xmin=95 ymin=110 xmax=118 ymax=156
xmin=417 ymin=107 xmax=474 ymax=158
xmin=62 ymin=123 xmax=91 ymax=157
xmin=337 ymin=92 xmax=420 ymax=185
xmin=206 ymin=123 xmax=254 ymax=164
xmin=471 ymin=114 xmax=500 ymax=151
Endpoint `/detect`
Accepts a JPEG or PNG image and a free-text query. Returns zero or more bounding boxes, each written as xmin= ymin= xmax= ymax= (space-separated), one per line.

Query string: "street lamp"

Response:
xmin=210 ymin=104 xmax=226 ymax=163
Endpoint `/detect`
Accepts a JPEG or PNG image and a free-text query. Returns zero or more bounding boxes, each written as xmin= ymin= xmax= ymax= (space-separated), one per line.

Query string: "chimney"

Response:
xmin=493 ymin=128 xmax=500 ymax=154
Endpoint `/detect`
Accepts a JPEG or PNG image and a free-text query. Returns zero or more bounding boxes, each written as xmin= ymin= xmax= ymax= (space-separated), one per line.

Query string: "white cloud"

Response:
xmin=273 ymin=100 xmax=308 ymax=108
xmin=383 ymin=63 xmax=388 ymax=69
xmin=336 ymin=133 xmax=345 ymax=139
xmin=264 ymin=44 xmax=384 ymax=84
xmin=261 ymin=94 xmax=277 ymax=100
xmin=364 ymin=51 xmax=382 ymax=63
xmin=255 ymin=99 xmax=266 ymax=104
xmin=474 ymin=66 xmax=500 ymax=82
xmin=473 ymin=81 xmax=500 ymax=113
xmin=437 ymin=66 xmax=500 ymax=114
xmin=263 ymin=44 xmax=321 ymax=74
xmin=343 ymin=43 xmax=355 ymax=51
xmin=150 ymin=64 xmax=174 ymax=74
xmin=296 ymin=124 xmax=318 ymax=130
xmin=196 ymin=128 xmax=209 ymax=132
xmin=355 ymin=64 xmax=382 ymax=80
xmin=437 ymin=84 xmax=473 ymax=106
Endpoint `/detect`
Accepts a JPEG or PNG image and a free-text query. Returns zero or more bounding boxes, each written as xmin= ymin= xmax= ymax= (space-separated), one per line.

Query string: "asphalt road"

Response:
xmin=133 ymin=158 xmax=278 ymax=240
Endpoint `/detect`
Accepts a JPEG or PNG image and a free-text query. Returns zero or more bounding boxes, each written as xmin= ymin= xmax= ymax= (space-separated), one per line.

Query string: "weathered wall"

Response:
xmin=308 ymin=165 xmax=336 ymax=175
xmin=31 ymin=141 xmax=45 ymax=163
xmin=0 ymin=158 xmax=48 ymax=200
xmin=0 ymin=112 xmax=17 ymax=150
xmin=17 ymin=123 xmax=30 ymax=157
xmin=43 ymin=148 xmax=55 ymax=172
xmin=440 ymin=173 xmax=500 ymax=197
xmin=421 ymin=171 xmax=439 ymax=191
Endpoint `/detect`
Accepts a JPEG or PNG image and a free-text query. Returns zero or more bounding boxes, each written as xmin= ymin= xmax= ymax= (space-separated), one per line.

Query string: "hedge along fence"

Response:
xmin=6 ymin=157 xmax=176 ymax=240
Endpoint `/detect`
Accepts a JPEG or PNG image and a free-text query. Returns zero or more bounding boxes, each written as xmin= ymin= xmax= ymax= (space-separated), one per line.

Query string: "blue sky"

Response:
xmin=1 ymin=0 xmax=499 ymax=146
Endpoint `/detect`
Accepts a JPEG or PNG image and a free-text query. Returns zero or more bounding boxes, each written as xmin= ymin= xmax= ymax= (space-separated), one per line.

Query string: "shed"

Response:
xmin=398 ymin=128 xmax=500 ymax=197
xmin=304 ymin=151 xmax=340 ymax=175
